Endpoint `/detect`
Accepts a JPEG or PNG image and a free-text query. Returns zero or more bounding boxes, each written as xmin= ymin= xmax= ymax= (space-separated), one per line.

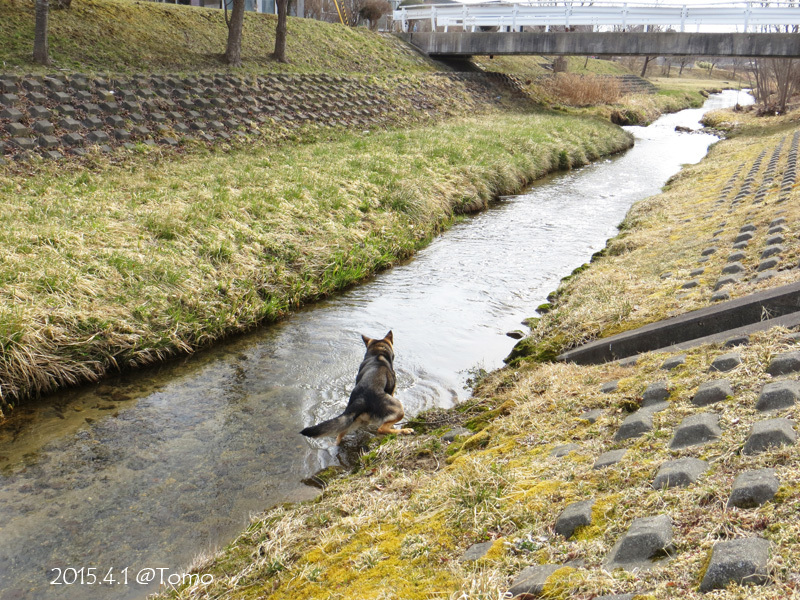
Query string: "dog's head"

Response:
xmin=361 ymin=331 xmax=394 ymax=359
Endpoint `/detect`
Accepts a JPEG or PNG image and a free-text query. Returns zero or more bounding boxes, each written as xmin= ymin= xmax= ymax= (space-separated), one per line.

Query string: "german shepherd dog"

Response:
xmin=300 ymin=331 xmax=414 ymax=445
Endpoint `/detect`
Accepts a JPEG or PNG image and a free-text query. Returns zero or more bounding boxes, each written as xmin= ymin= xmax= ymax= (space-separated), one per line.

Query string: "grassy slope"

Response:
xmin=158 ymin=110 xmax=800 ymax=600
xmin=0 ymin=0 xmax=437 ymax=74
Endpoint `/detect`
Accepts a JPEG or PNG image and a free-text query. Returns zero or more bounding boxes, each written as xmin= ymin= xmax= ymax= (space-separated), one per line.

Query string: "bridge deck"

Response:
xmin=400 ymin=32 xmax=800 ymax=58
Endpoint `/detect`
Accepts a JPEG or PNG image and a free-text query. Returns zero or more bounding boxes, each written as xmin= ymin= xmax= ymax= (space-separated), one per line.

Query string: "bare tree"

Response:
xmin=33 ymin=0 xmax=51 ymax=65
xmin=637 ymin=25 xmax=661 ymax=78
xmin=640 ymin=56 xmax=654 ymax=77
xmin=358 ymin=0 xmax=390 ymax=30
xmin=224 ymin=0 xmax=246 ymax=67
xmin=273 ymin=0 xmax=289 ymax=63
xmin=677 ymin=55 xmax=693 ymax=76
xmin=749 ymin=58 xmax=800 ymax=114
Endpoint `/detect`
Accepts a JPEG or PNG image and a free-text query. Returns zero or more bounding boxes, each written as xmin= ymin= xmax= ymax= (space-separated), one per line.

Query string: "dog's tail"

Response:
xmin=300 ymin=412 xmax=357 ymax=438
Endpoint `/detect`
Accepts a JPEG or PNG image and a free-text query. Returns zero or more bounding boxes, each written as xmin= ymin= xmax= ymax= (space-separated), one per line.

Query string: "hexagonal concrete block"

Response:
xmin=615 ymin=410 xmax=653 ymax=441
xmin=755 ymin=269 xmax=777 ymax=283
xmin=767 ymin=351 xmax=800 ymax=376
xmin=692 ymin=379 xmax=733 ymax=407
xmin=711 ymin=290 xmax=730 ymax=302
xmin=761 ymin=244 xmax=784 ymax=259
xmin=660 ymin=354 xmax=686 ymax=370
xmin=756 ymin=380 xmax=800 ymax=412
xmin=605 ymin=514 xmax=673 ymax=570
xmin=593 ymin=449 xmax=627 ymax=470
xmin=709 ymin=352 xmax=742 ymax=373
xmin=722 ymin=262 xmax=746 ymax=275
xmin=578 ymin=408 xmax=603 ymax=423
xmin=550 ymin=443 xmax=581 ymax=458
xmin=601 ymin=380 xmax=618 ymax=394
xmin=507 ymin=564 xmax=562 ymax=597
xmin=757 ymin=258 xmax=780 ymax=272
xmin=555 ymin=499 xmax=594 ymax=539
xmin=699 ymin=537 xmax=770 ymax=592
xmin=87 ymin=130 xmax=110 ymax=143
xmin=642 ymin=381 xmax=670 ymax=406
xmin=459 ymin=541 xmax=494 ymax=562
xmin=742 ymin=418 xmax=796 ymax=455
xmin=723 ymin=334 xmax=750 ymax=348
xmin=728 ymin=468 xmax=779 ymax=509
xmin=727 ymin=251 xmax=746 ymax=263
xmin=652 ymin=457 xmax=709 ymax=490
xmin=669 ymin=413 xmax=721 ymax=449
xmin=714 ymin=275 xmax=741 ymax=291
xmin=766 ymin=234 xmax=785 ymax=246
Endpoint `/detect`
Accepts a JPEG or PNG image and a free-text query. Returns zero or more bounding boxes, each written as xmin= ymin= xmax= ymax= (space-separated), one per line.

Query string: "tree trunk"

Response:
xmin=640 ymin=56 xmax=652 ymax=77
xmin=273 ymin=0 xmax=289 ymax=63
xmin=33 ymin=0 xmax=50 ymax=66
xmin=225 ymin=0 xmax=245 ymax=67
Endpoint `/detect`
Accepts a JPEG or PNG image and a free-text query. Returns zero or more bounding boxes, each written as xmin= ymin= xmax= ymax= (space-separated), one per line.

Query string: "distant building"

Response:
xmin=153 ymin=0 xmax=280 ymax=15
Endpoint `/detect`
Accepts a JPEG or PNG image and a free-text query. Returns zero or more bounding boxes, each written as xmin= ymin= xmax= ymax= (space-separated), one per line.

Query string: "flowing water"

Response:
xmin=0 ymin=89 xmax=752 ymax=600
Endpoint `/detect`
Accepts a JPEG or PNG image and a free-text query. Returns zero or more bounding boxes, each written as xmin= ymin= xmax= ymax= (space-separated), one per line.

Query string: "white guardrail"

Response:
xmin=393 ymin=2 xmax=800 ymax=33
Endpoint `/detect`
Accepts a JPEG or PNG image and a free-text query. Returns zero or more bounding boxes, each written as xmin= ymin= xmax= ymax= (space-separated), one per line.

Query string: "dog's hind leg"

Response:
xmin=376 ymin=407 xmax=414 ymax=436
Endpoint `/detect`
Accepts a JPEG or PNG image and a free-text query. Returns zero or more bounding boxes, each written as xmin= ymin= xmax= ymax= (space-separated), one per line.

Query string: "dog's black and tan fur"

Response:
xmin=300 ymin=331 xmax=414 ymax=445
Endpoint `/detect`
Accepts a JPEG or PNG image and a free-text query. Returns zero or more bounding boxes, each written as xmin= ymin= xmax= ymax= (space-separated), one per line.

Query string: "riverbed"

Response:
xmin=0 ymin=89 xmax=752 ymax=600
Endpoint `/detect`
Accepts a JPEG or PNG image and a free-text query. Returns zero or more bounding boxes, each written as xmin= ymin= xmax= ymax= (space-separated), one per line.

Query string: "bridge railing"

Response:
xmin=394 ymin=2 xmax=800 ymax=33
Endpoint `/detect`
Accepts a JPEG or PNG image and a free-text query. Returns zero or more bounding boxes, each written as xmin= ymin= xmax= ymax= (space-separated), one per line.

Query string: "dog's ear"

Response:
xmin=361 ymin=334 xmax=372 ymax=347
xmin=384 ymin=331 xmax=393 ymax=344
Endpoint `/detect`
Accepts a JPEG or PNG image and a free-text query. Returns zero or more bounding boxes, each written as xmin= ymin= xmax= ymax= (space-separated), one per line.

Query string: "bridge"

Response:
xmin=393 ymin=2 xmax=800 ymax=58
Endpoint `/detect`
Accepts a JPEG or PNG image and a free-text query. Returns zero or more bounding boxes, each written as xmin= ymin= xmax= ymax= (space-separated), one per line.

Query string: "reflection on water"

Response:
xmin=0 ymin=90 xmax=751 ymax=600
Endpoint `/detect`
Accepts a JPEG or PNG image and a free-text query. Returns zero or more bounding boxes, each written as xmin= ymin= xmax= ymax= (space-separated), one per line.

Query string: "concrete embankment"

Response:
xmin=159 ymin=109 xmax=800 ymax=600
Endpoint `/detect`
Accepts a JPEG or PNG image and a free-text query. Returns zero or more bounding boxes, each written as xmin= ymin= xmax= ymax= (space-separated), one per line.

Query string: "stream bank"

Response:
xmin=143 ymin=91 xmax=753 ymax=600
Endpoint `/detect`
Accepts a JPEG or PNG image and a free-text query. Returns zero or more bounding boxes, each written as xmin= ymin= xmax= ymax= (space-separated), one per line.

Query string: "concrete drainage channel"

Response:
xmin=557 ymin=280 xmax=800 ymax=365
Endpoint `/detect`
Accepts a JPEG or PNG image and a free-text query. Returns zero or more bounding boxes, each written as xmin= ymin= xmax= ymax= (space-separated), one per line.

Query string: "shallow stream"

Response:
xmin=0 ymin=89 xmax=752 ymax=600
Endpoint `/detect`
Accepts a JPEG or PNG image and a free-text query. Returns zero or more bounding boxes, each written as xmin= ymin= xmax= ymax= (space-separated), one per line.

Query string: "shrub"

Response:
xmin=541 ymin=74 xmax=621 ymax=107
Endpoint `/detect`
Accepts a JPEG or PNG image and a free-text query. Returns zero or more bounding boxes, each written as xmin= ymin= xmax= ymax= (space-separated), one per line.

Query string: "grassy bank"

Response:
xmin=561 ymin=88 xmax=706 ymax=126
xmin=0 ymin=110 xmax=632 ymax=413
xmin=156 ymin=107 xmax=800 ymax=600
xmin=0 ymin=0 xmax=436 ymax=74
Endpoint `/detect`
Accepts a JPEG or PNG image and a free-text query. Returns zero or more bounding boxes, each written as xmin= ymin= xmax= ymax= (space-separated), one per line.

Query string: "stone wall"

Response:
xmin=0 ymin=71 xmax=528 ymax=164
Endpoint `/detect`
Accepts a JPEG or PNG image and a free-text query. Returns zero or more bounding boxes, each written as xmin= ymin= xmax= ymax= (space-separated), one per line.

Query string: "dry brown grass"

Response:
xmin=540 ymin=74 xmax=622 ymax=107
